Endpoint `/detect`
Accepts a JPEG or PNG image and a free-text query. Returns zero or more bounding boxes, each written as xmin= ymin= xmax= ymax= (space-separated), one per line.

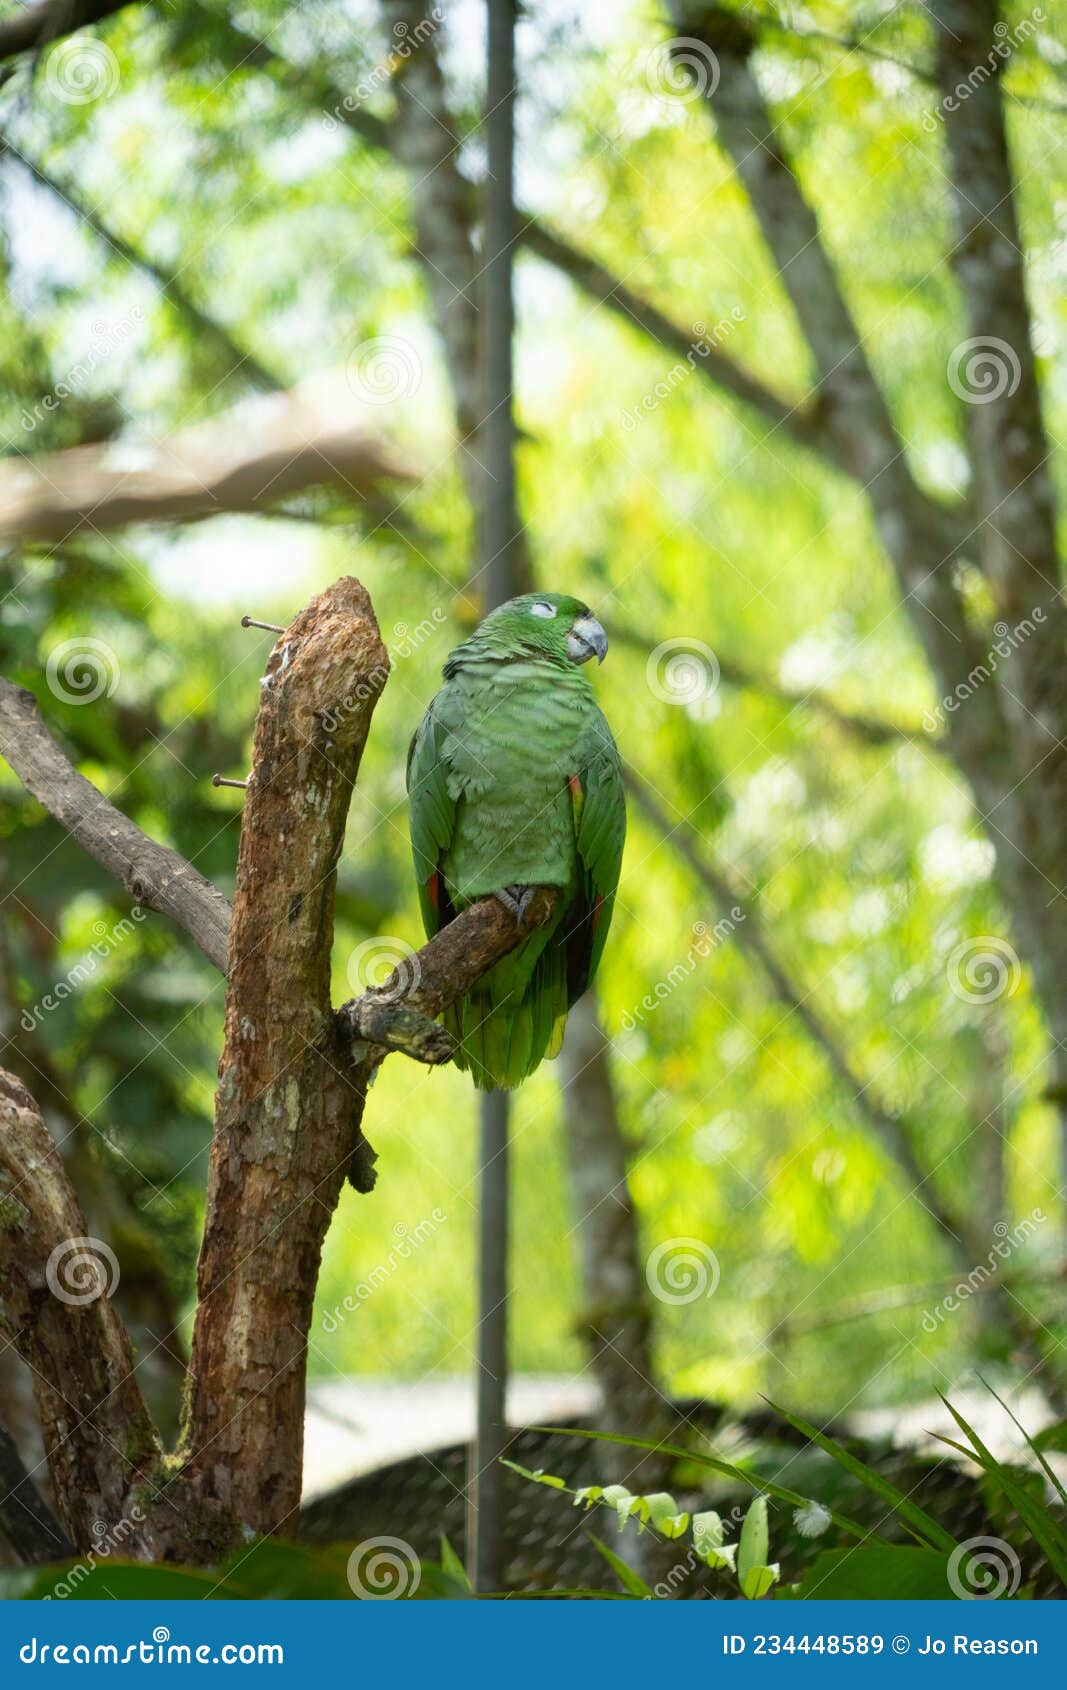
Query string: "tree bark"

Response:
xmin=178 ymin=580 xmax=389 ymax=1537
xmin=0 ymin=1069 xmax=159 ymax=1548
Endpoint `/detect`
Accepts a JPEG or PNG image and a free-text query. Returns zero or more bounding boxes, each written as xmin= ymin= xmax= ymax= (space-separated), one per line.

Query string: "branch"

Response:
xmin=0 ymin=677 xmax=231 ymax=971
xmin=672 ymin=7 xmax=1011 ymax=795
xmin=6 ymin=146 xmax=277 ymax=392
xmin=0 ymin=1068 xmax=159 ymax=1549
xmin=932 ymin=2 xmax=1067 ymax=648
xmin=338 ymin=886 xmax=560 ymax=1061
xmin=0 ymin=0 xmax=132 ymax=64
xmin=0 ymin=1417 xmax=74 ymax=1565
xmin=0 ymin=672 xmax=556 ymax=1063
xmin=0 ymin=385 xmax=413 ymax=545
xmin=518 ymin=216 xmax=844 ymax=472
xmin=182 ymin=1 xmax=852 ymax=494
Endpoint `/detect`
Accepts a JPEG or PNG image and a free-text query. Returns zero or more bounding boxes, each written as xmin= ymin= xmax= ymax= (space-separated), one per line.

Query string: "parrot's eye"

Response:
xmin=530 ymin=602 xmax=557 ymax=619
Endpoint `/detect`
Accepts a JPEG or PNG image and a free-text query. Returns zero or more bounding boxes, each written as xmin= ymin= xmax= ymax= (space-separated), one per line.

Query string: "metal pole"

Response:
xmin=468 ymin=0 xmax=519 ymax=1595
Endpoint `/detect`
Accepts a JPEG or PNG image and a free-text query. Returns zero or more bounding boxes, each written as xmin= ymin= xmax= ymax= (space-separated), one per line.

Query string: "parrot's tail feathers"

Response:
xmin=447 ymin=936 xmax=571 ymax=1090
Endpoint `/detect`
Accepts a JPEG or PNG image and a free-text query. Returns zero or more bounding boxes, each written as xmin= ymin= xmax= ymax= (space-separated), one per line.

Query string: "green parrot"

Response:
xmin=407 ymin=592 xmax=626 ymax=1090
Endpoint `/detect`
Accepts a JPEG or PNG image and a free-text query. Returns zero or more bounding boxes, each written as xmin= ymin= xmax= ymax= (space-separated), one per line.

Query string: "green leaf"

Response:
xmin=588 ymin=1533 xmax=652 ymax=1598
xmin=741 ymin=1563 xmax=780 ymax=1599
xmin=438 ymin=1535 xmax=472 ymax=1593
xmin=934 ymin=1397 xmax=1067 ymax=1585
xmin=530 ymin=1426 xmax=869 ymax=1539
xmin=692 ymin=1511 xmax=737 ymax=1572
xmin=573 ymin=1485 xmax=604 ymax=1510
xmin=980 ymin=1382 xmax=1066 ymax=1506
xmin=766 ymin=1401 xmax=957 ymax=1553
xmin=500 ymin=1459 xmax=567 ymax=1490
xmin=795 ymin=1547 xmax=954 ymax=1601
xmin=643 ymin=1492 xmax=689 ymax=1537
xmin=738 ymin=1494 xmax=770 ymax=1588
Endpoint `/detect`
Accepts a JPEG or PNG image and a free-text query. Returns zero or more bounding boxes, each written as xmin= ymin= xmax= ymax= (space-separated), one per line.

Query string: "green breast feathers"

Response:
xmin=407 ymin=593 xmax=626 ymax=1090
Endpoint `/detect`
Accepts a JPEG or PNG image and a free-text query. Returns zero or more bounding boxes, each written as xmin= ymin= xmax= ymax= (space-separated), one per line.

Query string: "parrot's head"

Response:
xmin=471 ymin=593 xmax=608 ymax=669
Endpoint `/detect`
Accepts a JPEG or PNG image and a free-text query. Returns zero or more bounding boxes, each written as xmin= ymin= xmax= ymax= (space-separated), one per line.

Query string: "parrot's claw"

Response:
xmin=495 ymin=883 xmax=535 ymax=926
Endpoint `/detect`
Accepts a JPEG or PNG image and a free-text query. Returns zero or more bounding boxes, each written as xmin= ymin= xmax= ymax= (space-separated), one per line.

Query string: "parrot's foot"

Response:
xmin=495 ymin=883 xmax=535 ymax=925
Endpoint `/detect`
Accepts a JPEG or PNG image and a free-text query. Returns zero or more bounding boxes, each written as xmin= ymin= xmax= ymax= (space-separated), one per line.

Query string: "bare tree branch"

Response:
xmin=0 ymin=0 xmax=132 ymax=64
xmin=5 ymin=147 xmax=277 ymax=393
xmin=0 ymin=387 xmax=413 ymax=545
xmin=181 ymin=2 xmax=859 ymax=497
xmin=518 ymin=216 xmax=844 ymax=472
xmin=0 ymin=677 xmax=232 ymax=971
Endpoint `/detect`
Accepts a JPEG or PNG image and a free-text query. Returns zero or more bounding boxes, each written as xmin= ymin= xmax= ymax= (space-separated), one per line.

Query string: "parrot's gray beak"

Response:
xmin=568 ymin=615 xmax=608 ymax=665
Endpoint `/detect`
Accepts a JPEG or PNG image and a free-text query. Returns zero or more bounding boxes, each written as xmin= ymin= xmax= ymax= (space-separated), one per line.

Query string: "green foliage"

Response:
xmin=505 ymin=1459 xmax=778 ymax=1600
xmin=2 ymin=0 xmax=1067 ymax=1437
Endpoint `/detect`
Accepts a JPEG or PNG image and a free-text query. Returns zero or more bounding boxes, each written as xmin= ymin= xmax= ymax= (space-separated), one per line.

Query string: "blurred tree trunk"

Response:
xmin=560 ymin=996 xmax=675 ymax=1474
xmin=675 ymin=2 xmax=1067 ymax=1261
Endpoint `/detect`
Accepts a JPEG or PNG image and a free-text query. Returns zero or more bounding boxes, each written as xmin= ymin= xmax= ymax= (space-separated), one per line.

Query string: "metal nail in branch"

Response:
xmin=468 ymin=0 xmax=521 ymax=1596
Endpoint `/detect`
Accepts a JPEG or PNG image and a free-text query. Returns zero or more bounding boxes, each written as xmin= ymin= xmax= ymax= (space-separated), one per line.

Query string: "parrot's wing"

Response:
xmin=566 ymin=708 xmax=626 ymax=1004
xmin=406 ymin=695 xmax=457 ymax=938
